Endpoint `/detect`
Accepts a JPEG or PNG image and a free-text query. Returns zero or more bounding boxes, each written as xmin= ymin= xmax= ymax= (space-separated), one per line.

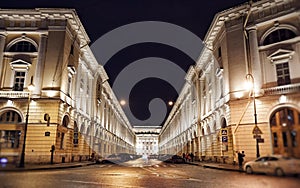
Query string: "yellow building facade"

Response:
xmin=0 ymin=9 xmax=135 ymax=165
xmin=159 ymin=0 xmax=300 ymax=163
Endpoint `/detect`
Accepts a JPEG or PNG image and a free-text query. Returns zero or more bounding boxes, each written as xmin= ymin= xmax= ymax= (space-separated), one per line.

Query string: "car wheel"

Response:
xmin=246 ymin=166 xmax=253 ymax=174
xmin=275 ymin=168 xmax=285 ymax=177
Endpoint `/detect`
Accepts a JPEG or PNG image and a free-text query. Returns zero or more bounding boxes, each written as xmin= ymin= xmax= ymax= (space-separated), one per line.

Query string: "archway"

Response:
xmin=270 ymin=107 xmax=300 ymax=158
xmin=0 ymin=110 xmax=22 ymax=149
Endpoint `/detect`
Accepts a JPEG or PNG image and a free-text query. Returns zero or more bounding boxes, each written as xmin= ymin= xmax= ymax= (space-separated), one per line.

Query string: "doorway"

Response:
xmin=270 ymin=107 xmax=300 ymax=158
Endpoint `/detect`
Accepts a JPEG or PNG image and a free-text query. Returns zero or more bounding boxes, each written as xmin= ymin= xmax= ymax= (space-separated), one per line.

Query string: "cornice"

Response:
xmin=204 ymin=0 xmax=297 ymax=49
xmin=0 ymin=8 xmax=90 ymax=46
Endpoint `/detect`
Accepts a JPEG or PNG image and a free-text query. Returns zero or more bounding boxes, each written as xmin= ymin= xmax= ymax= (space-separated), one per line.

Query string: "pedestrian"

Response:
xmin=186 ymin=153 xmax=191 ymax=162
xmin=182 ymin=153 xmax=186 ymax=162
xmin=237 ymin=151 xmax=245 ymax=171
xmin=190 ymin=152 xmax=194 ymax=162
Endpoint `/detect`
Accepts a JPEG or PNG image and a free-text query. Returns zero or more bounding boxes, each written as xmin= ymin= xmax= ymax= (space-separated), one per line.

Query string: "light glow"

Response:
xmin=6 ymin=100 xmax=13 ymax=106
xmin=279 ymin=95 xmax=287 ymax=103
xmin=45 ymin=90 xmax=57 ymax=97
xmin=234 ymin=92 xmax=244 ymax=99
xmin=120 ymin=100 xmax=126 ymax=106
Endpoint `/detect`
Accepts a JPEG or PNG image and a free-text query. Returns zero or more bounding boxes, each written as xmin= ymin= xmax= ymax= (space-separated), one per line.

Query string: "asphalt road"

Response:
xmin=1 ymin=159 xmax=300 ymax=188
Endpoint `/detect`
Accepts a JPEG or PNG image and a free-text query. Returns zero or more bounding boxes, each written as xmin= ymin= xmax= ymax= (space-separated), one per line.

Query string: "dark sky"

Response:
xmin=0 ymin=0 xmax=247 ymax=126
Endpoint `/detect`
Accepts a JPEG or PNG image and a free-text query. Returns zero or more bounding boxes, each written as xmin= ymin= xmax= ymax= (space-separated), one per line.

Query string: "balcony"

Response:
xmin=264 ymin=83 xmax=300 ymax=95
xmin=0 ymin=91 xmax=30 ymax=98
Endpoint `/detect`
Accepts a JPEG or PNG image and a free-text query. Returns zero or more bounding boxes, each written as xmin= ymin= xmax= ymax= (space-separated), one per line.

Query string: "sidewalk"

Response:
xmin=187 ymin=161 xmax=242 ymax=172
xmin=0 ymin=161 xmax=96 ymax=172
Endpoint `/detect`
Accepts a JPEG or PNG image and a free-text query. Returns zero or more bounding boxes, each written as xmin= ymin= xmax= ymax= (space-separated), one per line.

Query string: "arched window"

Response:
xmin=0 ymin=111 xmax=22 ymax=149
xmin=270 ymin=107 xmax=300 ymax=158
xmin=263 ymin=29 xmax=296 ymax=45
xmin=0 ymin=111 xmax=22 ymax=123
xmin=80 ymin=123 xmax=85 ymax=134
xmin=60 ymin=115 xmax=70 ymax=149
xmin=73 ymin=121 xmax=79 ymax=146
xmin=8 ymin=41 xmax=37 ymax=52
xmin=62 ymin=116 xmax=69 ymax=127
xmin=221 ymin=118 xmax=227 ymax=128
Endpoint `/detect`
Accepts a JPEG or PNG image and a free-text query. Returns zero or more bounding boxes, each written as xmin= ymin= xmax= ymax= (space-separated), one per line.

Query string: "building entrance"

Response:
xmin=270 ymin=107 xmax=300 ymax=158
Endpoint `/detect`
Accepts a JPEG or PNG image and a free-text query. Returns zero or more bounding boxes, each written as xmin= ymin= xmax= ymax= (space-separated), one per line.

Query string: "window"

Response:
xmin=60 ymin=133 xmax=65 ymax=149
xmin=87 ymin=83 xmax=90 ymax=95
xmin=73 ymin=123 xmax=79 ymax=146
xmin=263 ymin=29 xmax=296 ymax=45
xmin=0 ymin=130 xmax=21 ymax=149
xmin=80 ymin=78 xmax=84 ymax=90
xmin=80 ymin=123 xmax=85 ymax=134
xmin=0 ymin=111 xmax=22 ymax=149
xmin=8 ymin=41 xmax=37 ymax=52
xmin=62 ymin=116 xmax=69 ymax=128
xmin=67 ymin=76 xmax=72 ymax=96
xmin=276 ymin=62 xmax=291 ymax=86
xmin=282 ymin=132 xmax=288 ymax=147
xmin=97 ymin=79 xmax=102 ymax=101
xmin=270 ymin=114 xmax=276 ymax=126
xmin=217 ymin=47 xmax=222 ymax=58
xmin=70 ymin=45 xmax=74 ymax=55
xmin=0 ymin=111 xmax=22 ymax=123
xmin=273 ymin=132 xmax=278 ymax=147
xmin=13 ymin=71 xmax=26 ymax=91
xmin=291 ymin=131 xmax=297 ymax=147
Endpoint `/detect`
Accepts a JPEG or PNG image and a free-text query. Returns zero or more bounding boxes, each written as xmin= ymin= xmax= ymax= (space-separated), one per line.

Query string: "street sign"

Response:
xmin=222 ymin=136 xmax=228 ymax=143
xmin=221 ymin=129 xmax=227 ymax=135
xmin=257 ymin=138 xmax=264 ymax=143
xmin=253 ymin=134 xmax=261 ymax=139
xmin=252 ymin=125 xmax=263 ymax=135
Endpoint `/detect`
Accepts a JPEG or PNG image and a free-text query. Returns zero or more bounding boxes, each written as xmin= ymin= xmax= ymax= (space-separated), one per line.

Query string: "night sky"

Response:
xmin=0 ymin=0 xmax=247 ymax=126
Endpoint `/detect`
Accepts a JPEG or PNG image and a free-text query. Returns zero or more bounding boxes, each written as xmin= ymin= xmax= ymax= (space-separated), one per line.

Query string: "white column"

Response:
xmin=248 ymin=28 xmax=262 ymax=90
xmin=33 ymin=34 xmax=47 ymax=96
xmin=0 ymin=33 xmax=7 ymax=84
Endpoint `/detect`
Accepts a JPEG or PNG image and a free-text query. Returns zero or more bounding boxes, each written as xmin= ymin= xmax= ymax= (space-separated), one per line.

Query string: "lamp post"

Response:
xmin=246 ymin=73 xmax=260 ymax=158
xmin=19 ymin=77 xmax=35 ymax=168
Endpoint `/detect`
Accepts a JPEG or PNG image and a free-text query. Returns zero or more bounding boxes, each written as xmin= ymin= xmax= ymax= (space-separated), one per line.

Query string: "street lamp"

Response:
xmin=246 ymin=73 xmax=260 ymax=158
xmin=19 ymin=76 xmax=35 ymax=168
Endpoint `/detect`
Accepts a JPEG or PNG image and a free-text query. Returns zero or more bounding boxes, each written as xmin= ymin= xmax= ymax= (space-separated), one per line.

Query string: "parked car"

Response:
xmin=164 ymin=155 xmax=186 ymax=164
xmin=118 ymin=153 xmax=134 ymax=162
xmin=101 ymin=153 xmax=134 ymax=164
xmin=101 ymin=154 xmax=122 ymax=164
xmin=244 ymin=155 xmax=300 ymax=176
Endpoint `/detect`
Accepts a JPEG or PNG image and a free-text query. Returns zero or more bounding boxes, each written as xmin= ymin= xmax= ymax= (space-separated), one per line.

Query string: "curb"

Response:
xmin=202 ymin=164 xmax=241 ymax=172
xmin=187 ymin=162 xmax=242 ymax=172
xmin=0 ymin=162 xmax=96 ymax=172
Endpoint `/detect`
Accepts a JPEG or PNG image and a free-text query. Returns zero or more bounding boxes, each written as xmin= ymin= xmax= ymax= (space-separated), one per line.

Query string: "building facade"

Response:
xmin=0 ymin=9 xmax=135 ymax=165
xmin=134 ymin=126 xmax=160 ymax=156
xmin=159 ymin=0 xmax=300 ymax=163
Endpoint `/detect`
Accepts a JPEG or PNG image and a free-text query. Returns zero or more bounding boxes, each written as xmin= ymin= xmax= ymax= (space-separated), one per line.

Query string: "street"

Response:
xmin=1 ymin=159 xmax=300 ymax=188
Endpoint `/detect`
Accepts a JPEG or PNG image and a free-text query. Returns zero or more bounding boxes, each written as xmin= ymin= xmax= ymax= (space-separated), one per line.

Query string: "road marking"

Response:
xmin=186 ymin=178 xmax=204 ymax=182
xmin=62 ymin=180 xmax=144 ymax=188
